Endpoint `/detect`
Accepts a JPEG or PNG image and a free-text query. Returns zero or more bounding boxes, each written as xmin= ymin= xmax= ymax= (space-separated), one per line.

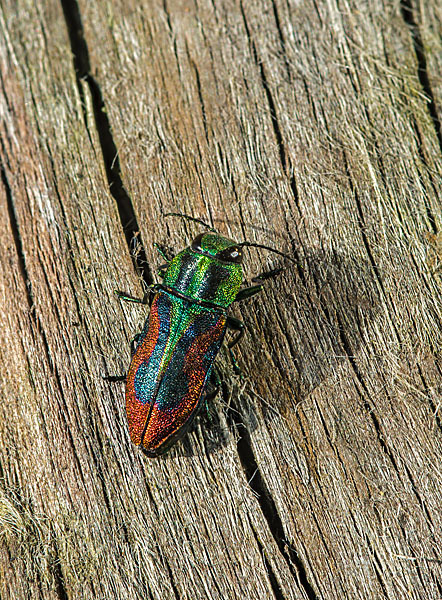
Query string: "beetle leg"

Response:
xmin=157 ymin=266 xmax=167 ymax=279
xmin=154 ymin=239 xmax=172 ymax=278
xmin=202 ymin=367 xmax=221 ymax=420
xmin=153 ymin=242 xmax=173 ymax=262
xmin=130 ymin=333 xmax=142 ymax=356
xmin=115 ymin=284 xmax=157 ymax=305
xmin=204 ymin=380 xmax=220 ymax=402
xmin=104 ymin=329 xmax=143 ymax=383
xmin=104 ymin=374 xmax=126 ymax=382
xmin=115 ymin=290 xmax=150 ymax=304
xmin=207 ymin=367 xmax=221 ymax=398
xmin=235 ymin=285 xmax=263 ymax=302
xmin=226 ymin=316 xmax=245 ymax=374
xmin=104 ymin=331 xmax=142 ymax=381
xmin=251 ymin=266 xmax=284 ymax=282
xmin=226 ymin=316 xmax=245 ymax=347
xmin=236 ymin=268 xmax=283 ymax=302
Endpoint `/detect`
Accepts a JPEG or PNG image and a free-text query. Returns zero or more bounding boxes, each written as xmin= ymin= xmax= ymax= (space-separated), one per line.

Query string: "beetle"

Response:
xmin=114 ymin=214 xmax=294 ymax=457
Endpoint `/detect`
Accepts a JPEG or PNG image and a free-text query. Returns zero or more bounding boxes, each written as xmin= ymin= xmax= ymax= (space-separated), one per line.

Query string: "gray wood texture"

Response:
xmin=1 ymin=0 xmax=441 ymax=598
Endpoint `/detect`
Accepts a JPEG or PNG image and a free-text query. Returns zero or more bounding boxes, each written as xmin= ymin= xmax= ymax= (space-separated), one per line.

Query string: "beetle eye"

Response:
xmin=191 ymin=233 xmax=205 ymax=252
xmin=216 ymin=246 xmax=242 ymax=264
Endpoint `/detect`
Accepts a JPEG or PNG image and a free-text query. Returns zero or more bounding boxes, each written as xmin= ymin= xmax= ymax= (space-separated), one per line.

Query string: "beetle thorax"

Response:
xmin=163 ymin=248 xmax=243 ymax=308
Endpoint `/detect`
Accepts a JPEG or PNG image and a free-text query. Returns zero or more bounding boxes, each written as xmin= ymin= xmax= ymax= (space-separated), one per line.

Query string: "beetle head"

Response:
xmin=191 ymin=232 xmax=243 ymax=264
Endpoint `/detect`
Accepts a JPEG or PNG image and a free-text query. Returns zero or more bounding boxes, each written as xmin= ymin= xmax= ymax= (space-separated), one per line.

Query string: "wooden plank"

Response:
xmin=0 ymin=2 xmax=304 ymax=599
xmin=0 ymin=0 xmax=441 ymax=599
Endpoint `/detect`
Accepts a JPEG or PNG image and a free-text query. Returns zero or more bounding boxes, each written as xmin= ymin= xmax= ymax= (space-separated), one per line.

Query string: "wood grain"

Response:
xmin=1 ymin=0 xmax=441 ymax=598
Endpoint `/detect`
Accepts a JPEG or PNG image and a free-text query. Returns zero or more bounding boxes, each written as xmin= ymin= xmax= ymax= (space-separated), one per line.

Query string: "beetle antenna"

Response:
xmin=164 ymin=212 xmax=216 ymax=232
xmin=238 ymin=241 xmax=296 ymax=263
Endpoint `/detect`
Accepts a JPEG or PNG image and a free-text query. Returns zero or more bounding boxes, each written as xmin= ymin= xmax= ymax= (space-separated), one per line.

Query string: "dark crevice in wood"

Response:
xmin=290 ymin=246 xmax=309 ymax=286
xmin=162 ymin=0 xmax=173 ymax=34
xmin=34 ymin=559 xmax=45 ymax=600
xmin=172 ymin=38 xmax=181 ymax=75
xmin=340 ymin=152 xmax=442 ymax=517
xmin=0 ymin=155 xmax=65 ymax=392
xmin=163 ymin=557 xmax=181 ymax=600
xmin=411 ymin=119 xmax=439 ymax=234
xmin=400 ymin=0 xmax=442 ymax=155
xmin=335 ymin=310 xmax=401 ymax=477
xmin=136 ymin=477 xmax=181 ymax=600
xmin=271 ymin=315 xmax=305 ymax=393
xmin=51 ymin=549 xmax=69 ymax=600
xmin=370 ymin=548 xmax=390 ymax=599
xmin=346 ymin=171 xmax=385 ymax=299
xmin=251 ymin=525 xmax=285 ymax=600
xmin=194 ymin=64 xmax=209 ymax=141
xmin=306 ymin=253 xmax=402 ymax=488
xmin=31 ymin=122 xmax=86 ymax=326
xmin=239 ymin=1 xmax=300 ymax=210
xmin=59 ymin=0 xmax=153 ymax=287
xmin=89 ymin=447 xmax=112 ymax=514
xmin=305 ymin=248 xmax=402 ymax=480
xmin=43 ymin=400 xmax=87 ymax=499
xmin=339 ymin=317 xmax=436 ymax=546
xmin=137 ymin=574 xmax=154 ymax=600
xmin=6 ymin=4 xmax=133 ymax=555
xmin=0 ymin=161 xmax=33 ymax=310
xmin=412 ymin=550 xmax=432 ymax=593
xmin=373 ymin=112 xmax=438 ymax=253
xmin=26 ymin=86 xmax=88 ymax=324
xmin=228 ymin=148 xmax=239 ymax=202
xmin=241 ymin=8 xmax=284 ymax=169
xmin=401 ymin=460 xmax=434 ymax=528
xmin=233 ymin=409 xmax=319 ymax=600
xmin=186 ymin=44 xmax=209 ymax=144
xmin=342 ymin=151 xmax=402 ymax=347
xmin=235 ymin=194 xmax=249 ymax=244
xmin=270 ymin=0 xmax=291 ymax=82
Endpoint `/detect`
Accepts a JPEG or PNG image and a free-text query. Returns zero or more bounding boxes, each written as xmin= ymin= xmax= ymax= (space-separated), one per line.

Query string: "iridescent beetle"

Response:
xmin=115 ymin=214 xmax=294 ymax=456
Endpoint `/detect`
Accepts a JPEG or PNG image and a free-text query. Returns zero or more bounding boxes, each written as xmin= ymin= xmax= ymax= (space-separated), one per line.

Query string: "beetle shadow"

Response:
xmin=245 ymin=248 xmax=382 ymax=422
xmin=156 ymin=247 xmax=382 ymax=458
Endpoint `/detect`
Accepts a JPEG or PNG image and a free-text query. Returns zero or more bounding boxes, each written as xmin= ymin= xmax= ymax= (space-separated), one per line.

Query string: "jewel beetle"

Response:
xmin=116 ymin=214 xmax=294 ymax=457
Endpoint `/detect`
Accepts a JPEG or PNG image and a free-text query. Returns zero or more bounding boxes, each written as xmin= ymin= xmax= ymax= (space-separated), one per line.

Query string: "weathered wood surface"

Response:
xmin=1 ymin=0 xmax=441 ymax=598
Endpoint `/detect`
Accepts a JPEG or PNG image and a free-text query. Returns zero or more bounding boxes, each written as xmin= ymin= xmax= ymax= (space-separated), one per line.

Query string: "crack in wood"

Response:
xmin=0 ymin=160 xmax=33 ymax=310
xmin=334 ymin=308 xmax=439 ymax=556
xmin=400 ymin=0 xmax=442 ymax=155
xmin=187 ymin=45 xmax=209 ymax=144
xmin=239 ymin=0 xmax=300 ymax=210
xmin=233 ymin=407 xmax=319 ymax=600
xmin=0 ymin=157 xmax=63 ymax=381
xmin=51 ymin=547 xmax=69 ymax=600
xmin=163 ymin=559 xmax=180 ymax=600
xmin=59 ymin=0 xmax=153 ymax=287
xmin=409 ymin=121 xmax=439 ymax=235
xmin=302 ymin=244 xmax=416 ymax=510
xmin=250 ymin=524 xmax=285 ymax=600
